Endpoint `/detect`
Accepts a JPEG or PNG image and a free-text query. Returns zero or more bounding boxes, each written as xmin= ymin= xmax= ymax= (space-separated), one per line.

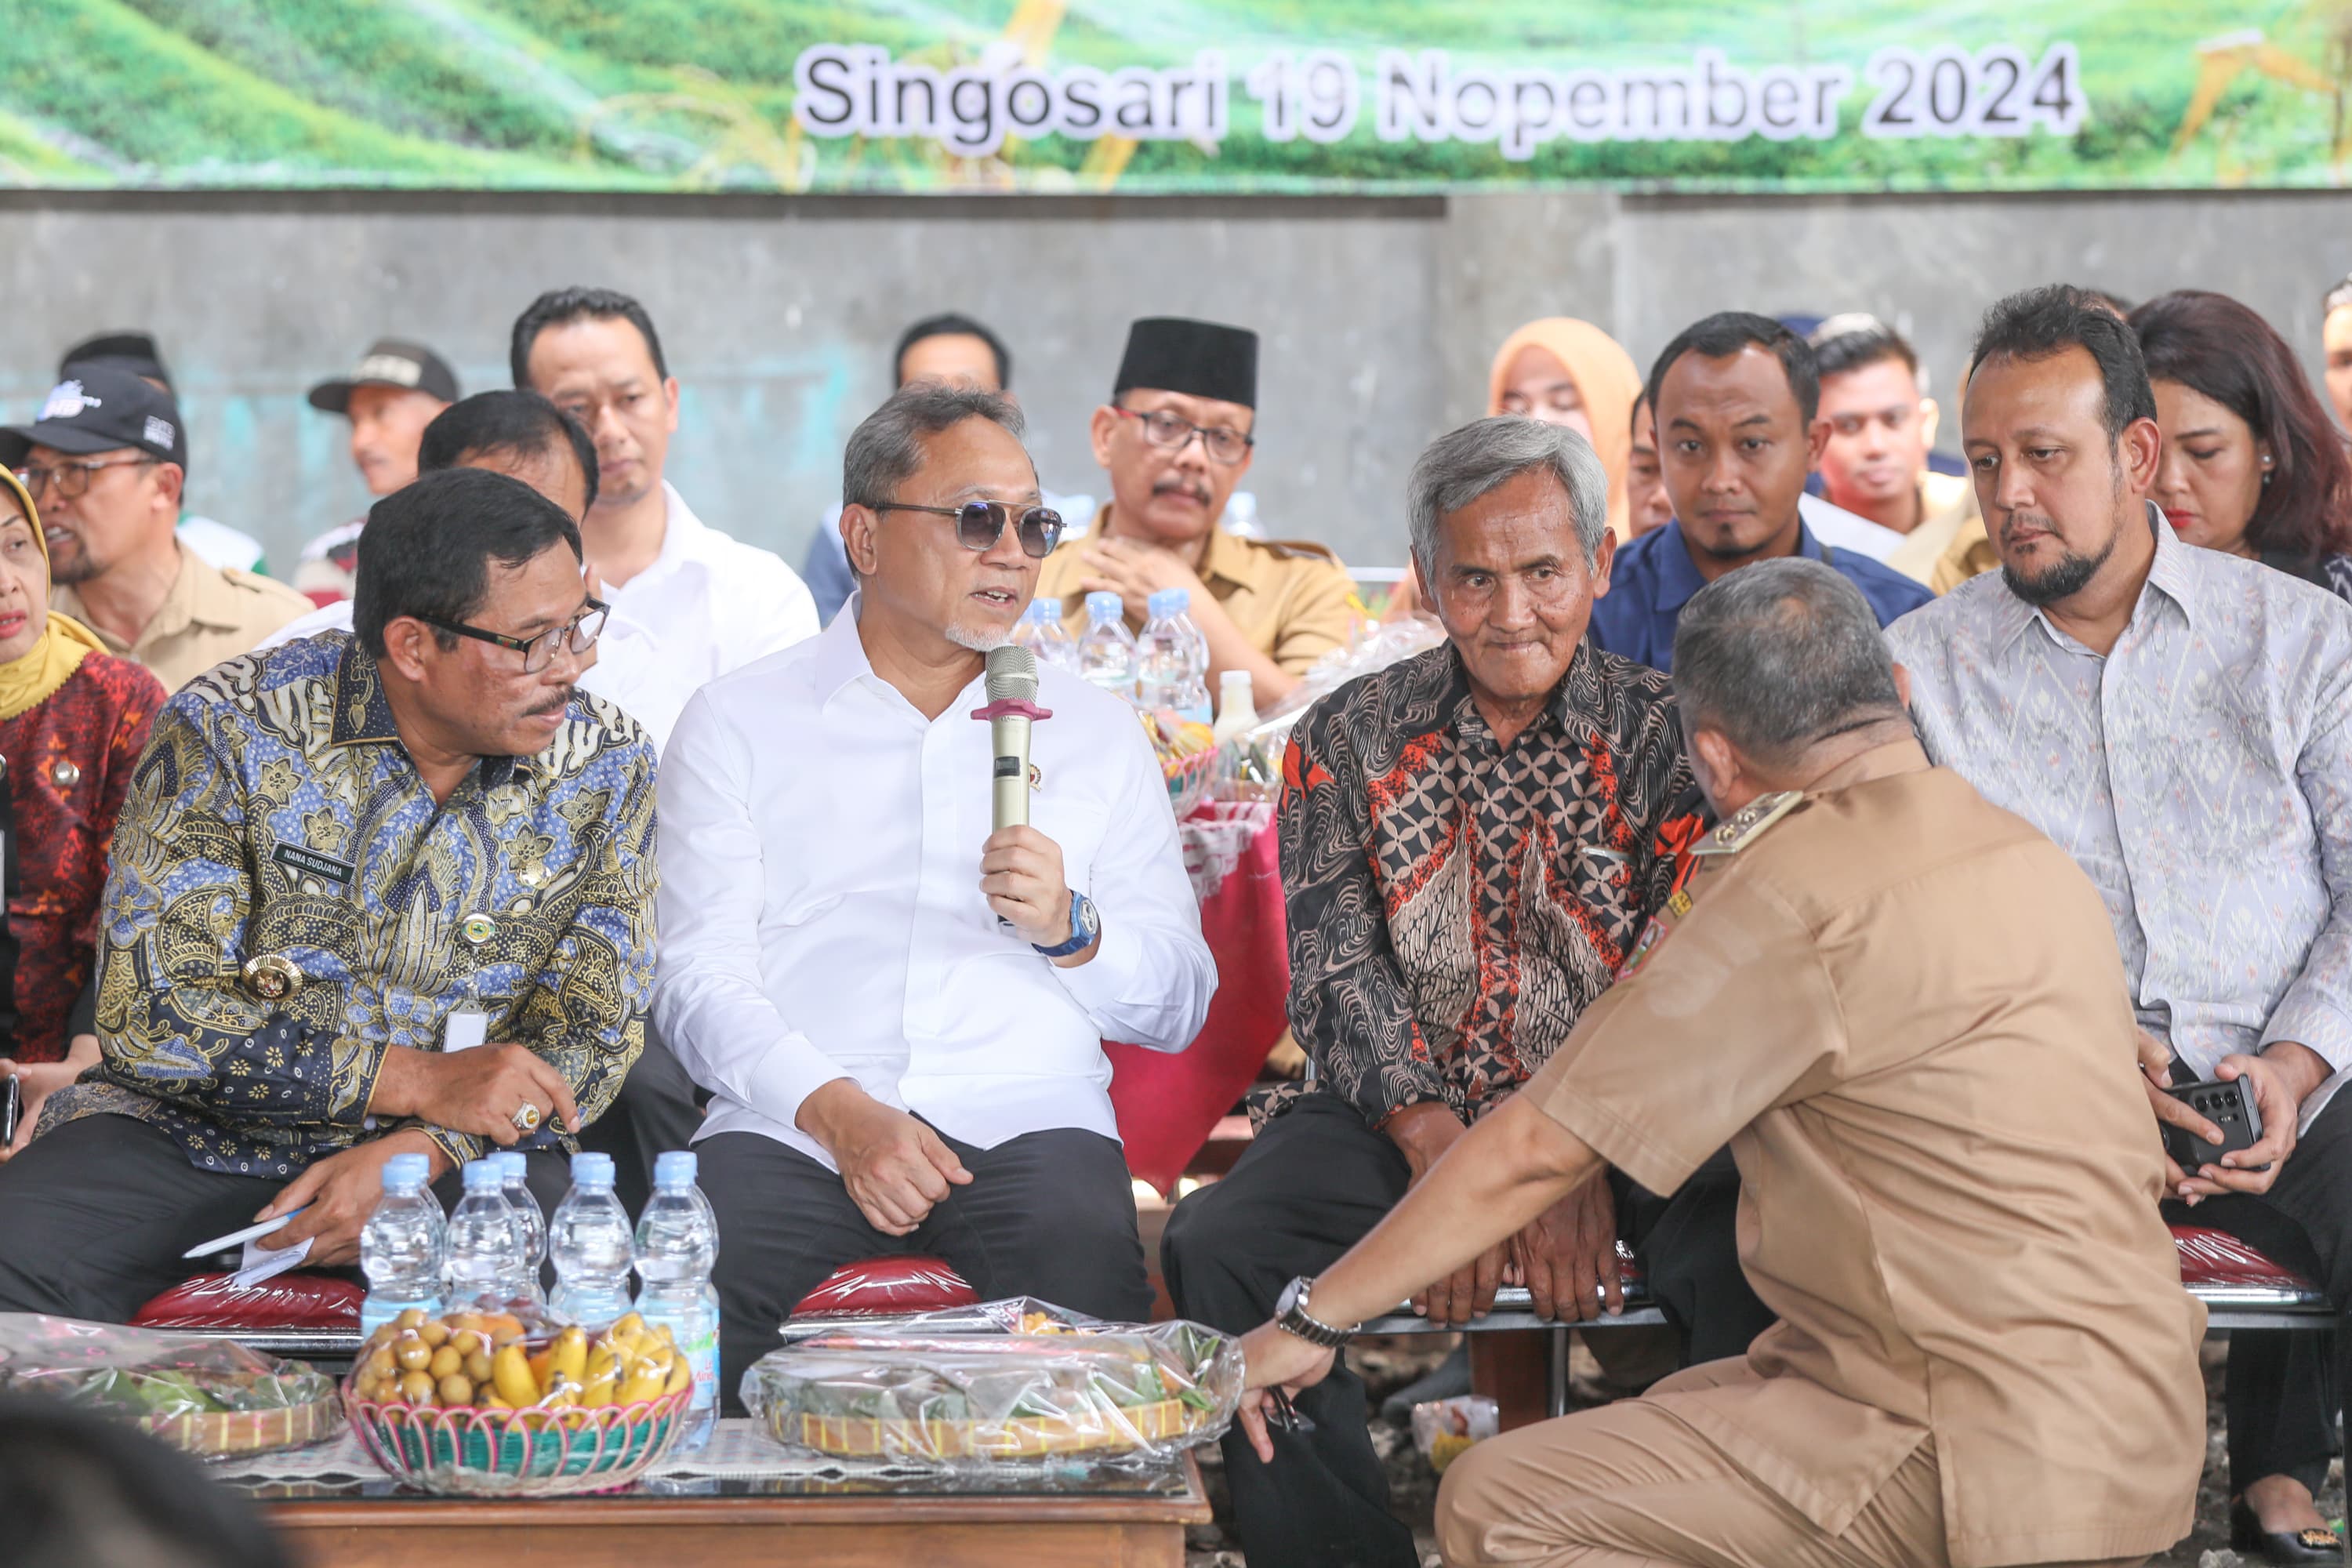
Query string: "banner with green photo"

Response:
xmin=2 ymin=0 xmax=2347 ymax=194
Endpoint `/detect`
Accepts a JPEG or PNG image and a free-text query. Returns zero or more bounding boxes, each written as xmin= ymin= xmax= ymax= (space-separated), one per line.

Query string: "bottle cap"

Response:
xmin=383 ymin=1152 xmax=430 ymax=1190
xmin=1084 ymin=590 xmax=1123 ymax=621
xmin=653 ymin=1150 xmax=699 ymax=1188
xmin=491 ymin=1150 xmax=528 ymax=1181
xmin=1221 ymin=670 xmax=1252 ymax=691
xmin=1022 ymin=598 xmax=1055 ymax=624
xmin=569 ymin=1151 xmax=617 ymax=1187
xmin=462 ymin=1159 xmax=504 ymax=1192
xmin=1147 ymin=588 xmax=1189 ymax=619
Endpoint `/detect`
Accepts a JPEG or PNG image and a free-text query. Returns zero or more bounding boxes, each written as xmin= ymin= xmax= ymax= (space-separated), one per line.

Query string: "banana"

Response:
xmin=492 ymin=1342 xmax=541 ymax=1408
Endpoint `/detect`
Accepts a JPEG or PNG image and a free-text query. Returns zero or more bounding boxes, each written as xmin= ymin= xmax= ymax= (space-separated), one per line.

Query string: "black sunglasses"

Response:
xmin=873 ymin=500 xmax=1064 ymax=559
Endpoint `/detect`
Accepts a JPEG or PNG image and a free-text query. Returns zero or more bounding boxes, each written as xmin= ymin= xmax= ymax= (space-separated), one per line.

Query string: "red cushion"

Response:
xmin=129 ymin=1272 xmax=364 ymax=1332
xmin=2170 ymin=1224 xmax=2321 ymax=1294
xmin=789 ymin=1256 xmax=978 ymax=1318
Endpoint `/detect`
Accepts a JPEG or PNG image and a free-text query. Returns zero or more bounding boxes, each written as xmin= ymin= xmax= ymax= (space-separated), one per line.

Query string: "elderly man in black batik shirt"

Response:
xmin=1163 ymin=417 xmax=1768 ymax=1568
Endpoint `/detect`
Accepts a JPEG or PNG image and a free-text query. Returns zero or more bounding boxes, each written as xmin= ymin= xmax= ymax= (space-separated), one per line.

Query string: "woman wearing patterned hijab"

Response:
xmin=0 ymin=466 xmax=164 ymax=1157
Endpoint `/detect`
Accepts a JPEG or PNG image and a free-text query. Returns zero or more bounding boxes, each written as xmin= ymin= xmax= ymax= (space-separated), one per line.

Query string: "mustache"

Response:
xmin=1152 ymin=475 xmax=1211 ymax=504
xmin=528 ymin=687 xmax=576 ymax=717
xmin=1996 ymin=510 xmax=2059 ymax=546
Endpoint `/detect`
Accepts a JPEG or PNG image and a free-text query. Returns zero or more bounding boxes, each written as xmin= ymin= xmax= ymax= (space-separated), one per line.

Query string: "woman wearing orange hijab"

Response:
xmin=1389 ymin=317 xmax=1644 ymax=619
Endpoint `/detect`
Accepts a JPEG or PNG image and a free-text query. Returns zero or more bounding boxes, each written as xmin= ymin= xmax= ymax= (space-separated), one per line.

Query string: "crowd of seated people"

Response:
xmin=0 ymin=270 xmax=2345 ymax=1566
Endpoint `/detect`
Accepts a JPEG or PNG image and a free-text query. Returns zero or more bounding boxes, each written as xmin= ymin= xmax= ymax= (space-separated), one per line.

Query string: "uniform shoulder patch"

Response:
xmin=1265 ymin=537 xmax=1343 ymax=566
xmin=1690 ymin=789 xmax=1805 ymax=857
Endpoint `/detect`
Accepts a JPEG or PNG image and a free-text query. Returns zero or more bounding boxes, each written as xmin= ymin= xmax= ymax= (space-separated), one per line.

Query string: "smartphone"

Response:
xmin=1 ymin=1076 xmax=18 ymax=1147
xmin=2161 ymin=1076 xmax=2268 ymax=1175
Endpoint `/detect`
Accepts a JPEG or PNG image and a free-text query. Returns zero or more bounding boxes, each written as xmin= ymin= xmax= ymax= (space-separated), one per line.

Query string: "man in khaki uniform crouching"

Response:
xmin=1235 ymin=557 xmax=2206 ymax=1568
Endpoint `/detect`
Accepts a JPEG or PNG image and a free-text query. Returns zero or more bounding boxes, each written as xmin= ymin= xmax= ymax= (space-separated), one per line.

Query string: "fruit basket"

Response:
xmin=745 ymin=1314 xmax=1241 ymax=1470
xmin=0 ymin=1313 xmax=339 ymax=1461
xmin=343 ymin=1382 xmax=690 ymax=1497
xmin=1141 ymin=709 xmax=1218 ymax=818
xmin=343 ymin=1308 xmax=694 ymax=1497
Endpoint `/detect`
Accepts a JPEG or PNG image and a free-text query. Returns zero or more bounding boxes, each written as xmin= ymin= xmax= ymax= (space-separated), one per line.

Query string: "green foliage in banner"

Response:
xmin=0 ymin=0 xmax=2343 ymax=191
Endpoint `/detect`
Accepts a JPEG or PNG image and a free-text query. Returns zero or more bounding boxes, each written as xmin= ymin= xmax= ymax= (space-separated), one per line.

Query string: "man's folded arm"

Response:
xmin=93 ymin=700 xmax=387 ymax=1128
xmin=1277 ymin=723 xmax=1447 ymax=1126
xmin=1050 ymin=717 xmax=1215 ymax=1052
xmin=652 ymin=691 xmax=850 ymax=1127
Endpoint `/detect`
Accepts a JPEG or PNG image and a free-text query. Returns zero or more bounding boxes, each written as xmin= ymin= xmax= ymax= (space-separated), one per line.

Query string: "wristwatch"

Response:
xmin=1033 ymin=890 xmax=1101 ymax=959
xmin=1274 ymin=1276 xmax=1356 ymax=1348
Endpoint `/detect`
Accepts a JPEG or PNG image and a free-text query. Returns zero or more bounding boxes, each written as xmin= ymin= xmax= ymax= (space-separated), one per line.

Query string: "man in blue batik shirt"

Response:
xmin=0 ymin=467 xmax=658 ymax=1321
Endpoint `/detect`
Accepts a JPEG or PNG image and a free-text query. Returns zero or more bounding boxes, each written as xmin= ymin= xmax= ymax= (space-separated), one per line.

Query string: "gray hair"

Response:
xmin=1406 ymin=416 xmax=1610 ymax=579
xmin=843 ymin=382 xmax=1026 ymax=510
xmin=1671 ymin=558 xmax=1907 ymax=765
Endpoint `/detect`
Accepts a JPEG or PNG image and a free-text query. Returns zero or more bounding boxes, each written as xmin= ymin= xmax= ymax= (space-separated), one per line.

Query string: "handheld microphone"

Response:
xmin=975 ymin=645 xmax=1053 ymax=833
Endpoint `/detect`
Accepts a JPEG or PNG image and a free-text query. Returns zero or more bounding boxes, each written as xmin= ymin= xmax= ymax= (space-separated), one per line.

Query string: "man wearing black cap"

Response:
xmin=292 ymin=339 xmax=461 ymax=605
xmin=1033 ymin=317 xmax=1356 ymax=708
xmin=55 ymin=332 xmax=270 ymax=578
xmin=2 ymin=368 xmax=309 ymax=691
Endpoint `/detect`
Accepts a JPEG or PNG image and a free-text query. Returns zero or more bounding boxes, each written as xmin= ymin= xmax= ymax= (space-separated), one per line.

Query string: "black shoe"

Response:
xmin=2230 ymin=1499 xmax=2346 ymax=1563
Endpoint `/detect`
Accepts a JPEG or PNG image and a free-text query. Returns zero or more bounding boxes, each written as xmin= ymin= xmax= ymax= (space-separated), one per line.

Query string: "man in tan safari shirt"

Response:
xmin=1232 ymin=557 xmax=2205 ymax=1568
xmin=1033 ymin=316 xmax=1357 ymax=710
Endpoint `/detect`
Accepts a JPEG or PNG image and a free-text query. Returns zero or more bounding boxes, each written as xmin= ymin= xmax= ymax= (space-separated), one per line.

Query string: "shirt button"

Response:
xmin=50 ymin=760 xmax=79 ymax=789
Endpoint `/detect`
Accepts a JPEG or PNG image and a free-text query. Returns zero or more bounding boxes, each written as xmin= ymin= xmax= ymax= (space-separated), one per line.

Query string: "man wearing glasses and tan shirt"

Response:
xmin=1033 ymin=317 xmax=1359 ymax=710
xmin=2 ymin=367 xmax=310 ymax=691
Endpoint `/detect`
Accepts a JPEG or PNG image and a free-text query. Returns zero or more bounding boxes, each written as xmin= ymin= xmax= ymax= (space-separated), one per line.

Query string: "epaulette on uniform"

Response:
xmin=1690 ymin=790 xmax=1805 ymax=858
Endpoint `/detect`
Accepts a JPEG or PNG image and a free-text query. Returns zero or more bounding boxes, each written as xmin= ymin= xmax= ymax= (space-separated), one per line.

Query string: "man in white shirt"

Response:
xmin=656 ymin=383 xmax=1214 ymax=1403
xmin=510 ymin=287 xmax=818 ymax=746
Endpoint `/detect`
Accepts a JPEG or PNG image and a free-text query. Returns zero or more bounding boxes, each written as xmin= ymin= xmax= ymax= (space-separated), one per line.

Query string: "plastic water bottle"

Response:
xmin=1013 ymin=597 xmax=1076 ymax=673
xmin=492 ymin=1149 xmax=547 ymax=1307
xmin=547 ymin=1151 xmax=637 ymax=1330
xmin=1143 ymin=588 xmax=1213 ymax=725
xmin=444 ymin=1160 xmax=520 ymax=1313
xmin=1076 ymin=590 xmax=1138 ymax=698
xmin=633 ymin=1151 xmax=720 ymax=1453
xmin=359 ymin=1152 xmax=445 ymax=1336
xmin=1212 ymin=670 xmax=1258 ymax=746
xmin=1222 ymin=491 xmax=1266 ymax=539
xmin=1134 ymin=589 xmax=1189 ymax=710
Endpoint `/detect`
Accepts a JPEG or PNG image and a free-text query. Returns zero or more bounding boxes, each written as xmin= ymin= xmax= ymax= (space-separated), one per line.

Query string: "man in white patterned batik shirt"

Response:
xmin=1887 ymin=285 xmax=2352 ymax=1559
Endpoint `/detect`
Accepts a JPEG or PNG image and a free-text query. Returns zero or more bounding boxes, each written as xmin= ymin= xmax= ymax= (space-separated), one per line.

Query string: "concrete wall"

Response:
xmin=4 ymin=186 xmax=2346 ymax=580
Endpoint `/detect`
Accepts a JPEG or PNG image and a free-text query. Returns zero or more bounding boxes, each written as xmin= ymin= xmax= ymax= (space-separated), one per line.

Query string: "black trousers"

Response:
xmin=574 ymin=1026 xmax=707 ymax=1218
xmin=701 ymin=1124 xmax=1153 ymax=1416
xmin=2161 ymin=1080 xmax=2352 ymax=1498
xmin=1160 ymin=1094 xmax=1770 ymax=1568
xmin=0 ymin=1113 xmax=571 ymax=1322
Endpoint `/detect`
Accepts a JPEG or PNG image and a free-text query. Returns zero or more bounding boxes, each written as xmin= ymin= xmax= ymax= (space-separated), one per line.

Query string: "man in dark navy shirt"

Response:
xmin=1590 ymin=312 xmax=1932 ymax=672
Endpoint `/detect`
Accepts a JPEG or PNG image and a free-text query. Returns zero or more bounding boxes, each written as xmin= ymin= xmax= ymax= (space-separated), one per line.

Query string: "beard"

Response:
xmin=945 ymin=620 xmax=1014 ymax=653
xmin=1998 ymin=514 xmax=2118 ymax=608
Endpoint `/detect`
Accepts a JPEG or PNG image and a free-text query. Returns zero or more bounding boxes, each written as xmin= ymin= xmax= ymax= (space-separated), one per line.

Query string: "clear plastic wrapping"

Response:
xmin=744 ymin=1304 xmax=1241 ymax=1468
xmin=0 ymin=1312 xmax=339 ymax=1459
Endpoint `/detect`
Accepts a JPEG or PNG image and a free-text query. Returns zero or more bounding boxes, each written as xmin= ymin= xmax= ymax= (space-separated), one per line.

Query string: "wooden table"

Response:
xmin=259 ymin=1455 xmax=1212 ymax=1568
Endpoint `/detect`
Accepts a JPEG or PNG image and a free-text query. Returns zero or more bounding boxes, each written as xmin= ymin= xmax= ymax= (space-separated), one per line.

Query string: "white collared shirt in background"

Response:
xmin=653 ymin=604 xmax=1216 ymax=1172
xmin=248 ymin=483 xmax=817 ymax=750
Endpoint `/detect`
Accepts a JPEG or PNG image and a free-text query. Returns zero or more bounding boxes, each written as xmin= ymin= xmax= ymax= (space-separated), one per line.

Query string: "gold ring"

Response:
xmin=511 ymin=1103 xmax=542 ymax=1134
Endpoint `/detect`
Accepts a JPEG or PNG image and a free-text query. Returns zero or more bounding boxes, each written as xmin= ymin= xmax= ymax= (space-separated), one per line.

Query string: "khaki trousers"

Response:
xmin=1435 ymin=1363 xmax=2147 ymax=1568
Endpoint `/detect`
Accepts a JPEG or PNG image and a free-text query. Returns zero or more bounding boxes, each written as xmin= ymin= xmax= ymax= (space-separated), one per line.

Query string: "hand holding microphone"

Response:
xmin=972 ymin=646 xmax=1065 ymax=942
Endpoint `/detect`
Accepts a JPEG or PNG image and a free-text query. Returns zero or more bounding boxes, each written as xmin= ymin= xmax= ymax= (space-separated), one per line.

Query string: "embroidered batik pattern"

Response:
xmin=45 ymin=632 xmax=658 ymax=1177
xmin=1272 ymin=641 xmax=1703 ymax=1128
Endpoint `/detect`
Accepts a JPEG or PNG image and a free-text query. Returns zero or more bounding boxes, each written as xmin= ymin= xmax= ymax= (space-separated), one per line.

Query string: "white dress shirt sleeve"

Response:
xmin=652 ymin=686 xmax=849 ymax=1130
xmin=1051 ymin=717 xmax=1216 ymax=1053
xmin=2267 ymin=655 xmax=2352 ymax=1073
xmin=731 ymin=550 xmax=821 ymax=666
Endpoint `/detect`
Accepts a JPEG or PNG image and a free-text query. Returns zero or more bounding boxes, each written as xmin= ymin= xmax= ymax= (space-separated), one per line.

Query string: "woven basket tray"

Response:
xmin=786 ymin=1396 xmax=1203 ymax=1461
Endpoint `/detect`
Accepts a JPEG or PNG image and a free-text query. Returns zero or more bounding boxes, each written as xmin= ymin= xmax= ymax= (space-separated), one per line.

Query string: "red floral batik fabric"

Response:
xmin=1269 ymin=641 xmax=1703 ymax=1129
